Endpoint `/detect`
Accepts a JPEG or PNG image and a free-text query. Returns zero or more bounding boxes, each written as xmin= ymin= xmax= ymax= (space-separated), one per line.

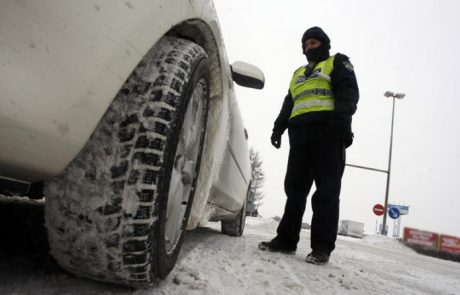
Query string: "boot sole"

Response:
xmin=305 ymin=260 xmax=328 ymax=265
xmin=258 ymin=242 xmax=296 ymax=254
xmin=305 ymin=257 xmax=329 ymax=265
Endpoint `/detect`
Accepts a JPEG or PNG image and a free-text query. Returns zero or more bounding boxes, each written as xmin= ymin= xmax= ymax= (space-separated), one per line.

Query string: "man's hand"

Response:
xmin=329 ymin=117 xmax=347 ymax=138
xmin=329 ymin=116 xmax=353 ymax=147
xmin=271 ymin=131 xmax=282 ymax=149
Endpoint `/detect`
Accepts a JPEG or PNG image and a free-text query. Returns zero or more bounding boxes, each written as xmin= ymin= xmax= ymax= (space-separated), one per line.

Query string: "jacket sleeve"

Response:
xmin=272 ymin=92 xmax=293 ymax=135
xmin=330 ymin=53 xmax=359 ymax=119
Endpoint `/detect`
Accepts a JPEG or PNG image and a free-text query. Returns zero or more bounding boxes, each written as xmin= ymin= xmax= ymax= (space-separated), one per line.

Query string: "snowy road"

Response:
xmin=1 ymin=197 xmax=459 ymax=294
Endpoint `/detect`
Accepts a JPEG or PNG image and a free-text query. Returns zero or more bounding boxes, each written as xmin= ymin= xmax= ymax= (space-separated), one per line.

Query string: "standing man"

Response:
xmin=258 ymin=26 xmax=359 ymax=265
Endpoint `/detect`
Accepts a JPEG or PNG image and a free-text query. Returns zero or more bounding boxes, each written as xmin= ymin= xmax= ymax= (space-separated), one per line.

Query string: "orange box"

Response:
xmin=440 ymin=235 xmax=460 ymax=254
xmin=403 ymin=227 xmax=438 ymax=250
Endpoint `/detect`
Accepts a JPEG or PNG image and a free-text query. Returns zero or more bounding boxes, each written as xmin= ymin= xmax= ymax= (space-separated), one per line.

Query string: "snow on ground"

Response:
xmin=1 ymin=206 xmax=459 ymax=295
xmin=153 ymin=218 xmax=460 ymax=295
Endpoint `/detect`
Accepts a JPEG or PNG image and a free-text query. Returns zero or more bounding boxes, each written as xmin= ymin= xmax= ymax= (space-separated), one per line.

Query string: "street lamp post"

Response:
xmin=381 ymin=91 xmax=405 ymax=235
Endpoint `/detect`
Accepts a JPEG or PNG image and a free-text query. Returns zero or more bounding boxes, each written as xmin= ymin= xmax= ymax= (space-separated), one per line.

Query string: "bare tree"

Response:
xmin=246 ymin=148 xmax=265 ymax=216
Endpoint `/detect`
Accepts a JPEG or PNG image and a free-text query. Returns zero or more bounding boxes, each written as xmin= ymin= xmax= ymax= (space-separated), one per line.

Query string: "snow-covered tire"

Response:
xmin=221 ymin=184 xmax=250 ymax=237
xmin=44 ymin=37 xmax=209 ymax=287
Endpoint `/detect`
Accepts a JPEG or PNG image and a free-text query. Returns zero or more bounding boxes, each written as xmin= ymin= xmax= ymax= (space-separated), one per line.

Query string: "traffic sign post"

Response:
xmin=388 ymin=204 xmax=409 ymax=238
xmin=373 ymin=204 xmax=385 ymax=216
xmin=388 ymin=204 xmax=409 ymax=215
xmin=388 ymin=207 xmax=400 ymax=219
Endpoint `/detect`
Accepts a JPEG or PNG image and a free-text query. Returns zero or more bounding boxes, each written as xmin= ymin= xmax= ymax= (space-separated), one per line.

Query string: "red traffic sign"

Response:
xmin=373 ymin=204 xmax=385 ymax=216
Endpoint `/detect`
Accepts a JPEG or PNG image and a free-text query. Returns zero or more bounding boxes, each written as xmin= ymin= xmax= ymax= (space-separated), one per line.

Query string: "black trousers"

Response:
xmin=277 ymin=140 xmax=345 ymax=254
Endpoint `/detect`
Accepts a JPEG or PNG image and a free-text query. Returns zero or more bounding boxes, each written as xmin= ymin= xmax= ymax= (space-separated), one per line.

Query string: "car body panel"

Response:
xmin=207 ymin=90 xmax=251 ymax=212
xmin=0 ymin=0 xmax=220 ymax=181
xmin=0 ymin=0 xmax=256 ymax=228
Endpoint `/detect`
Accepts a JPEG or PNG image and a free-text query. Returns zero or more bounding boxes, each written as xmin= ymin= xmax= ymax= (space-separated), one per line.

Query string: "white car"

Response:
xmin=0 ymin=0 xmax=264 ymax=287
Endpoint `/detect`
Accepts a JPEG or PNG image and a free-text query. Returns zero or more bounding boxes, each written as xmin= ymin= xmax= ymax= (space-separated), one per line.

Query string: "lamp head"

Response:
xmin=384 ymin=91 xmax=395 ymax=97
xmin=384 ymin=91 xmax=405 ymax=99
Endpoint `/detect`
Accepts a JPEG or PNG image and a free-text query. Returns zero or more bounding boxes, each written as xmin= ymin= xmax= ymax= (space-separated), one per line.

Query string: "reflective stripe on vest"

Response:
xmin=289 ymin=56 xmax=335 ymax=119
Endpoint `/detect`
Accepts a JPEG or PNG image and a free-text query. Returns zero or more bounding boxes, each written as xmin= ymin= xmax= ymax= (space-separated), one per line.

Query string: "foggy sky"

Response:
xmin=214 ymin=0 xmax=460 ymax=237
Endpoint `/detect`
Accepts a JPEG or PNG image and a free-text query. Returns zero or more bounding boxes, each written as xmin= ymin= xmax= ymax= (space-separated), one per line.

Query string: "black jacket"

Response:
xmin=273 ymin=53 xmax=359 ymax=147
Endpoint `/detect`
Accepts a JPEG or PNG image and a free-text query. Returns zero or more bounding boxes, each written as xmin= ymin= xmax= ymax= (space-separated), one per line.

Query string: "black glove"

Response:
xmin=329 ymin=117 xmax=353 ymax=147
xmin=329 ymin=117 xmax=348 ymax=138
xmin=271 ymin=131 xmax=282 ymax=149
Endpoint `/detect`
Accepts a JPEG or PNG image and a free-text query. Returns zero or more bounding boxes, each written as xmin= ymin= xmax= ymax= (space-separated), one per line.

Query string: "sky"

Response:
xmin=213 ymin=0 xmax=460 ymax=237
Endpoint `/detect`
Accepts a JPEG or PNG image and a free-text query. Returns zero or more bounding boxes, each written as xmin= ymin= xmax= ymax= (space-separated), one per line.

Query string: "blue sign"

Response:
xmin=388 ymin=204 xmax=409 ymax=215
xmin=388 ymin=207 xmax=400 ymax=219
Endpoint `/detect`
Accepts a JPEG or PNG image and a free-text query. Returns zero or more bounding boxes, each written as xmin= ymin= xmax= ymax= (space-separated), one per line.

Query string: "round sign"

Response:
xmin=373 ymin=204 xmax=385 ymax=216
xmin=388 ymin=207 xmax=400 ymax=219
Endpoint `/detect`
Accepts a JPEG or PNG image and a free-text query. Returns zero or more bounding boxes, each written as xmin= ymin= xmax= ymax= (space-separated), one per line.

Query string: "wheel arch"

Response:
xmin=165 ymin=19 xmax=225 ymax=106
xmin=164 ymin=19 xmax=231 ymax=230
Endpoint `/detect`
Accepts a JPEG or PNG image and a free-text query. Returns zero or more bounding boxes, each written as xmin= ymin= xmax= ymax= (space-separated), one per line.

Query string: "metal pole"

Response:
xmin=382 ymin=96 xmax=396 ymax=235
xmin=345 ymin=164 xmax=388 ymax=174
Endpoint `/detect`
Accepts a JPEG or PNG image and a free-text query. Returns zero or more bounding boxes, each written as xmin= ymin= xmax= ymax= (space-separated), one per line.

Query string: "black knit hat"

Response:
xmin=301 ymin=26 xmax=331 ymax=50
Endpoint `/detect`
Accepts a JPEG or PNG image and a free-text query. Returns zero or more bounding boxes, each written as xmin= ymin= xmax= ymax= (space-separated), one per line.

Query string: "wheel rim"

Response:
xmin=164 ymin=79 xmax=206 ymax=254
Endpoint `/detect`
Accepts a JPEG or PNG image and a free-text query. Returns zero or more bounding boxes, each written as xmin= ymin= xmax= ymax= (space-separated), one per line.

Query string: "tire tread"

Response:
xmin=45 ymin=37 xmax=208 ymax=287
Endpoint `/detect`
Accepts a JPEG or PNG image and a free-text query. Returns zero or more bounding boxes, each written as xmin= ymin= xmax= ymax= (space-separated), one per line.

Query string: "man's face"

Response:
xmin=304 ymin=38 xmax=322 ymax=53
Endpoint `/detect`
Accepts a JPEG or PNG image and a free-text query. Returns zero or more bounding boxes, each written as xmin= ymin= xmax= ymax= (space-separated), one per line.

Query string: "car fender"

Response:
xmin=0 ymin=0 xmax=230 ymax=184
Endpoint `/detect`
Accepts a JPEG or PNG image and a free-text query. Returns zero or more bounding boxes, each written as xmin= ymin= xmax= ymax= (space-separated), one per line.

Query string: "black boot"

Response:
xmin=258 ymin=237 xmax=296 ymax=254
xmin=305 ymin=251 xmax=330 ymax=265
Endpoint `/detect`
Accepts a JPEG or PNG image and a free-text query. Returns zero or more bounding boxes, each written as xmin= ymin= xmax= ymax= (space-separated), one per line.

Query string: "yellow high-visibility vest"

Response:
xmin=289 ymin=56 xmax=335 ymax=119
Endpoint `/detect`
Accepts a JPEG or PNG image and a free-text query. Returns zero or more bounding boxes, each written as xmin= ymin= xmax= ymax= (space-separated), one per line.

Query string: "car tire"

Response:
xmin=221 ymin=184 xmax=250 ymax=237
xmin=44 ymin=36 xmax=209 ymax=287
